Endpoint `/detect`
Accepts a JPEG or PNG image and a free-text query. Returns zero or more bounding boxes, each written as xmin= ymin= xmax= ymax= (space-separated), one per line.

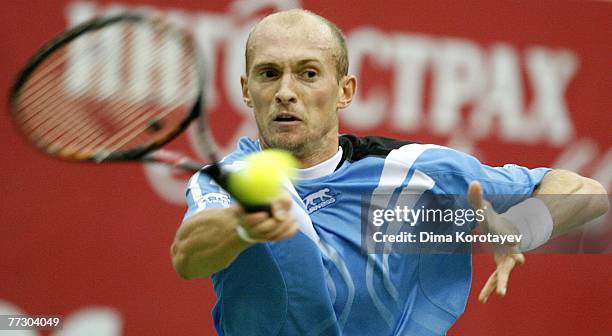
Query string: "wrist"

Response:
xmin=235 ymin=225 xmax=259 ymax=244
xmin=501 ymin=198 xmax=554 ymax=251
xmin=235 ymin=218 xmax=267 ymax=244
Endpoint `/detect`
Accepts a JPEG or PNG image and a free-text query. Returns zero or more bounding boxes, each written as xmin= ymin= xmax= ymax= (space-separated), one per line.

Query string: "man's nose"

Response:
xmin=275 ymin=74 xmax=297 ymax=105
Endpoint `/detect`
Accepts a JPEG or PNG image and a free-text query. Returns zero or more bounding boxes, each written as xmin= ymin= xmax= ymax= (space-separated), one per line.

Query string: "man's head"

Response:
xmin=241 ymin=9 xmax=356 ymax=167
xmin=245 ymin=10 xmax=349 ymax=81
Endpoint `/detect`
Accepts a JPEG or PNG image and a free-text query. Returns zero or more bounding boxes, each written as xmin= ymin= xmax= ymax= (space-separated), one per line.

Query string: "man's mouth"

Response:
xmin=272 ymin=113 xmax=302 ymax=124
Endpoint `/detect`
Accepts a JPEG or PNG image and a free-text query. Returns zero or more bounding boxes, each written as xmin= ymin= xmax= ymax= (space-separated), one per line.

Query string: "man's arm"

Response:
xmin=171 ymin=196 xmax=298 ymax=279
xmin=534 ymin=169 xmax=609 ymax=237
xmin=469 ymin=169 xmax=609 ymax=302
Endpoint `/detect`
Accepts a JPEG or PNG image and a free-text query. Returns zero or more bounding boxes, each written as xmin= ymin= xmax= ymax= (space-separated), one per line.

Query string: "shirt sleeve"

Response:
xmin=475 ymin=163 xmax=551 ymax=214
xmin=417 ymin=146 xmax=551 ymax=213
xmin=183 ymin=169 xmax=234 ymax=222
xmin=182 ymin=138 xmax=260 ymax=221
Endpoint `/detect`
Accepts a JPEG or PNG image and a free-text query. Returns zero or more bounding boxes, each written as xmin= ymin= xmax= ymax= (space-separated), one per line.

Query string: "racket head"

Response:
xmin=9 ymin=12 xmax=205 ymax=163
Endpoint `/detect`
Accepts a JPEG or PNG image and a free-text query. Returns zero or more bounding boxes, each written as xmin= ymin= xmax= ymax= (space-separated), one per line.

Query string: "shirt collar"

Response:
xmin=294 ymin=146 xmax=343 ymax=180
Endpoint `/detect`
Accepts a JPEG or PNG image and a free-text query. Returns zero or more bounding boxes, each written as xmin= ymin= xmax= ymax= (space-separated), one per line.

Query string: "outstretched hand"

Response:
xmin=468 ymin=181 xmax=525 ymax=303
xmin=238 ymin=194 xmax=298 ymax=242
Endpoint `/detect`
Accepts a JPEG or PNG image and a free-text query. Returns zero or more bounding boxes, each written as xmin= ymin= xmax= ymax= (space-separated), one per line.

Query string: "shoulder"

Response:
xmin=339 ymin=134 xmax=467 ymax=167
xmin=337 ymin=134 xmax=486 ymax=184
xmin=339 ymin=134 xmax=417 ymax=162
xmin=220 ymin=136 xmax=261 ymax=165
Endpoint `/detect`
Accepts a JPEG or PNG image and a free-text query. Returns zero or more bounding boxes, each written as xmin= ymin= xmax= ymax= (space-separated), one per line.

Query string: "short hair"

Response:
xmin=244 ymin=9 xmax=349 ymax=81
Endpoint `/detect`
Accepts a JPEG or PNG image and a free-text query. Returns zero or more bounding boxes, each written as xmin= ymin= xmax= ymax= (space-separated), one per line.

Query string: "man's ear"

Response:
xmin=337 ymin=75 xmax=357 ymax=109
xmin=241 ymin=75 xmax=253 ymax=107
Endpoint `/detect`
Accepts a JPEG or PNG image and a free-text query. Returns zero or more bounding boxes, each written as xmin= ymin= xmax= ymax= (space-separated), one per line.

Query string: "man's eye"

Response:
xmin=260 ymin=70 xmax=278 ymax=78
xmin=302 ymin=70 xmax=317 ymax=79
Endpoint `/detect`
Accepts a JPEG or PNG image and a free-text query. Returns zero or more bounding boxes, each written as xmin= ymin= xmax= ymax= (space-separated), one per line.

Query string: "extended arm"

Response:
xmin=171 ymin=196 xmax=298 ymax=279
xmin=469 ymin=169 xmax=609 ymax=302
xmin=533 ymin=169 xmax=609 ymax=237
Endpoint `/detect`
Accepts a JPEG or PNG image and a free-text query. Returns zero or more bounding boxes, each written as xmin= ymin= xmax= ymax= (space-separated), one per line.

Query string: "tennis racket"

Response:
xmin=9 ymin=12 xmax=267 ymax=212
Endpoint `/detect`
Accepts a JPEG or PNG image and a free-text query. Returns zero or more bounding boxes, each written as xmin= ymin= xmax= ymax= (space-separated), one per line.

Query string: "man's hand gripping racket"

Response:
xmin=8 ymin=12 xmax=296 ymax=214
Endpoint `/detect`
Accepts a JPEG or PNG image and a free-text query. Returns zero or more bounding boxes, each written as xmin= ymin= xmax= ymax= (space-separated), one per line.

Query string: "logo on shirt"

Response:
xmin=303 ymin=188 xmax=337 ymax=214
xmin=198 ymin=192 xmax=231 ymax=209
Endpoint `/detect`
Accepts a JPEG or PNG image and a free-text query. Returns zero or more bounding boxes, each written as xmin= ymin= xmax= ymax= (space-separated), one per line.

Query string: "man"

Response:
xmin=171 ymin=9 xmax=608 ymax=335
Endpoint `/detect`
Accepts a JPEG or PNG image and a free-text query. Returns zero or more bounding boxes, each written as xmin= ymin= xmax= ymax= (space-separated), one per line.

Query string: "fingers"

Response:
xmin=242 ymin=210 xmax=271 ymax=226
xmin=243 ymin=215 xmax=294 ymax=240
xmin=240 ymin=194 xmax=297 ymax=242
xmin=470 ymin=180 xmax=526 ymax=304
xmin=271 ymin=194 xmax=293 ymax=221
xmin=468 ymin=181 xmax=483 ymax=210
xmin=469 ymin=181 xmax=518 ymax=240
xmin=479 ymin=271 xmax=497 ymax=303
xmin=467 ymin=181 xmax=492 ymax=228
xmin=495 ymin=253 xmax=524 ymax=296
xmin=243 ymin=218 xmax=298 ymax=242
xmin=479 ymin=253 xmax=525 ymax=304
xmin=495 ymin=257 xmax=516 ymax=296
xmin=467 ymin=181 xmax=495 ymax=216
xmin=266 ymin=217 xmax=299 ymax=240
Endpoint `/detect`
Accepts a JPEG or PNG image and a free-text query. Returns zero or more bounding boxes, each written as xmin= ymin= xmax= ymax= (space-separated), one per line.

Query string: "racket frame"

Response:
xmin=9 ymin=13 xmax=201 ymax=164
xmin=9 ymin=11 xmax=270 ymax=213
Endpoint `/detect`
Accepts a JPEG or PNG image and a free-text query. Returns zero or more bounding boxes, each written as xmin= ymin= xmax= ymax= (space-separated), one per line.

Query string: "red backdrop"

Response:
xmin=1 ymin=0 xmax=610 ymax=335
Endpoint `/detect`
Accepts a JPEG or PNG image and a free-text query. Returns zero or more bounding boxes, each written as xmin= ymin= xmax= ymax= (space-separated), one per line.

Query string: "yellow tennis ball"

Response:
xmin=228 ymin=149 xmax=299 ymax=206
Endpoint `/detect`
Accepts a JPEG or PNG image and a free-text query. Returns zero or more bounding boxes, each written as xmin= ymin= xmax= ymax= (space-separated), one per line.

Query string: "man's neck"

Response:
xmin=258 ymin=133 xmax=340 ymax=169
xmin=298 ymin=141 xmax=339 ymax=168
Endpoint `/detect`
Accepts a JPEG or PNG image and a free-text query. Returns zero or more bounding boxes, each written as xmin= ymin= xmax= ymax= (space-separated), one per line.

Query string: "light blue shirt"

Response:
xmin=184 ymin=136 xmax=550 ymax=335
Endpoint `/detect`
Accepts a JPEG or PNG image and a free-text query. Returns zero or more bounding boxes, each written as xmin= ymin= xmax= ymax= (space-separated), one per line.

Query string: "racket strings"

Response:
xmin=41 ymin=65 xmax=189 ymax=152
xmin=44 ymin=50 xmax=195 ymax=155
xmin=17 ymin=60 xmax=89 ymax=132
xmin=21 ymin=59 xmax=107 ymax=146
xmin=79 ymin=76 xmax=196 ymax=158
xmin=66 ymin=54 xmax=197 ymax=156
xmin=16 ymin=51 xmax=74 ymax=116
xmin=14 ymin=19 xmax=200 ymax=160
xmin=17 ymin=30 xmax=124 ymax=125
xmin=20 ymin=24 xmax=183 ymax=133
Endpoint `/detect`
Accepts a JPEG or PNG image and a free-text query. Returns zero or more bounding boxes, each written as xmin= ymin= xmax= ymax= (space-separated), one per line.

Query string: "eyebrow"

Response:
xmin=251 ymin=62 xmax=277 ymax=71
xmin=251 ymin=59 xmax=323 ymax=71
xmin=296 ymin=59 xmax=323 ymax=66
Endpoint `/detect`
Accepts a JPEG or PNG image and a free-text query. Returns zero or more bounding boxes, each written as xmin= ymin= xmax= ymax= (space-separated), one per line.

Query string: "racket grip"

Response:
xmin=242 ymin=204 xmax=272 ymax=213
xmin=143 ymin=150 xmax=203 ymax=172
xmin=174 ymin=160 xmax=204 ymax=172
xmin=204 ymin=164 xmax=272 ymax=214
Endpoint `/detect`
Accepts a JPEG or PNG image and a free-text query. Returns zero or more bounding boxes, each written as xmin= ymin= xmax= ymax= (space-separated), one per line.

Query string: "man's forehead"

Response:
xmin=249 ymin=14 xmax=335 ymax=48
xmin=253 ymin=10 xmax=332 ymax=36
xmin=248 ymin=21 xmax=336 ymax=66
xmin=250 ymin=44 xmax=332 ymax=68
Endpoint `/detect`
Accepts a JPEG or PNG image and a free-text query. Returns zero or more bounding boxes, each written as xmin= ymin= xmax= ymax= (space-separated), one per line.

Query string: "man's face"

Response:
xmin=241 ymin=18 xmax=344 ymax=157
